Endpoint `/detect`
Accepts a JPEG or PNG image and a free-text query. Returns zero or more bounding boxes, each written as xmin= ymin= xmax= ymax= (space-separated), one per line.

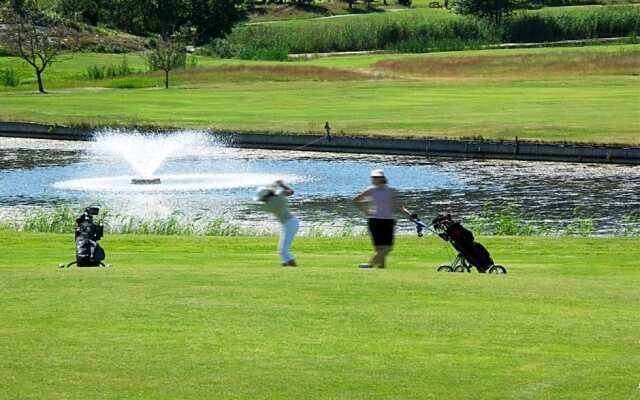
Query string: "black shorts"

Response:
xmin=368 ymin=218 xmax=395 ymax=246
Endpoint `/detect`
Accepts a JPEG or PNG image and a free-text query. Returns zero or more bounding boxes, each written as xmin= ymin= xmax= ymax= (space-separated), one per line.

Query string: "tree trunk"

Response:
xmin=36 ymin=69 xmax=46 ymax=94
xmin=165 ymin=69 xmax=169 ymax=89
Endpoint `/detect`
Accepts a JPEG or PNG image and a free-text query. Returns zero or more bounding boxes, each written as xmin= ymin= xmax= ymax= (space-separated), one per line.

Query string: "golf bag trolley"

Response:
xmin=60 ymin=207 xmax=110 ymax=268
xmin=411 ymin=214 xmax=507 ymax=274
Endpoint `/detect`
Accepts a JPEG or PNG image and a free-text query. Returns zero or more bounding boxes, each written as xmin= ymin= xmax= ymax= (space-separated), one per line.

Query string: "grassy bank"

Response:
xmin=1 ymin=232 xmax=638 ymax=399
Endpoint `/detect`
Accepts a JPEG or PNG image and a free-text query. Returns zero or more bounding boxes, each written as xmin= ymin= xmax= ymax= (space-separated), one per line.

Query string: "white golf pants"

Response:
xmin=279 ymin=216 xmax=299 ymax=263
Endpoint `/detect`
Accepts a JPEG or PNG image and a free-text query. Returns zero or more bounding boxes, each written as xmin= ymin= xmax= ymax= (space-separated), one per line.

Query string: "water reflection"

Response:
xmin=0 ymin=137 xmax=638 ymax=234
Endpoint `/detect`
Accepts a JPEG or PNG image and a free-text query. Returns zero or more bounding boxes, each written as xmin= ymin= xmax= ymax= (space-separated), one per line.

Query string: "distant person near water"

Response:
xmin=353 ymin=169 xmax=413 ymax=269
xmin=255 ymin=180 xmax=299 ymax=267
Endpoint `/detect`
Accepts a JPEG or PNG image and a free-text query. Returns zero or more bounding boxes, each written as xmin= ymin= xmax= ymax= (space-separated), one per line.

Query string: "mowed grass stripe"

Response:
xmin=3 ymin=45 xmax=638 ymax=87
xmin=0 ymin=232 xmax=639 ymax=399
xmin=374 ymin=47 xmax=640 ymax=78
xmin=1 ymin=77 xmax=638 ymax=143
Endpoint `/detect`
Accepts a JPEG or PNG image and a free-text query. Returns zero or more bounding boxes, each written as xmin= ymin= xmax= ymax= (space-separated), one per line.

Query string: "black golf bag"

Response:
xmin=432 ymin=214 xmax=494 ymax=273
xmin=71 ymin=207 xmax=106 ymax=267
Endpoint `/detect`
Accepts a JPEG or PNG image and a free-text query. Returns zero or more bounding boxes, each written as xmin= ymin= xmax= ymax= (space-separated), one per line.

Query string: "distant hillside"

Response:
xmin=0 ymin=22 xmax=147 ymax=54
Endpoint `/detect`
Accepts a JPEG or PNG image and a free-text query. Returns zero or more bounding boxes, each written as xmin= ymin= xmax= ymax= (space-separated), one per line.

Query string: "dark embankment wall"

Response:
xmin=1 ymin=121 xmax=639 ymax=165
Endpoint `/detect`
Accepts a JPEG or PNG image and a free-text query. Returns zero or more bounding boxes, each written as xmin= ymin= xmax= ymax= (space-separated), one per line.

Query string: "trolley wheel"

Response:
xmin=488 ymin=265 xmax=507 ymax=274
xmin=437 ymin=265 xmax=454 ymax=272
xmin=454 ymin=265 xmax=470 ymax=273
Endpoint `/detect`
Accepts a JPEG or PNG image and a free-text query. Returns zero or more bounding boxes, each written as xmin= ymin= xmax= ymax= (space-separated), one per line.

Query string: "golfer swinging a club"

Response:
xmin=255 ymin=180 xmax=299 ymax=267
xmin=353 ymin=169 xmax=412 ymax=269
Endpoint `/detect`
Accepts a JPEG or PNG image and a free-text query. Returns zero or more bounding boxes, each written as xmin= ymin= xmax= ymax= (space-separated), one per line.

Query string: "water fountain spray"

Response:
xmin=52 ymin=130 xmax=306 ymax=194
xmin=93 ymin=130 xmax=209 ymax=185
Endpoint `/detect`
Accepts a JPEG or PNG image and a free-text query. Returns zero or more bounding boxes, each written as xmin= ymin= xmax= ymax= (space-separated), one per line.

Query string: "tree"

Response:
xmin=101 ymin=0 xmax=158 ymax=37
xmin=146 ymin=33 xmax=186 ymax=89
xmin=57 ymin=0 xmax=103 ymax=26
xmin=453 ymin=0 xmax=524 ymax=26
xmin=0 ymin=3 xmax=70 ymax=93
xmin=188 ymin=0 xmax=245 ymax=44
xmin=55 ymin=0 xmax=245 ymax=45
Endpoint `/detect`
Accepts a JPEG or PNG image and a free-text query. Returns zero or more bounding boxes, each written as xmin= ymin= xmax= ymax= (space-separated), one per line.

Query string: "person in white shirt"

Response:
xmin=353 ymin=169 xmax=412 ymax=269
xmin=255 ymin=180 xmax=299 ymax=267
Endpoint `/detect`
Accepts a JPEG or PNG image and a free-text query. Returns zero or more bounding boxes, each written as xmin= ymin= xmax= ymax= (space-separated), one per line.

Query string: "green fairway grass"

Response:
xmin=1 ymin=45 xmax=639 ymax=143
xmin=0 ymin=53 xmax=149 ymax=85
xmin=1 ymin=231 xmax=638 ymax=399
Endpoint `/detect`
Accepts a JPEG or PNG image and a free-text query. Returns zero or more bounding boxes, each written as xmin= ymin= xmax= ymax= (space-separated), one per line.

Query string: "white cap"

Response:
xmin=370 ymin=169 xmax=385 ymax=177
xmin=254 ymin=187 xmax=272 ymax=201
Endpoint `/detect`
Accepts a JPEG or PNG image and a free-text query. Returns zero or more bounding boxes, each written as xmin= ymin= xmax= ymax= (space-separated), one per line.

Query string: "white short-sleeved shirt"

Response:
xmin=363 ymin=185 xmax=398 ymax=219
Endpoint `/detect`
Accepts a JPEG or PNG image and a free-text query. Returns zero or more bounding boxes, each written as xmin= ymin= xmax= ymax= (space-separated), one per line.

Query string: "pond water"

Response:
xmin=1 ymin=135 xmax=639 ymax=235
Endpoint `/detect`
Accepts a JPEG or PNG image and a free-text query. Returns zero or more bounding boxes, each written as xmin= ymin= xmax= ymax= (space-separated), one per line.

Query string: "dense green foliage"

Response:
xmin=55 ymin=0 xmax=244 ymax=43
xmin=5 ymin=1 xmax=639 ymax=56
xmin=507 ymin=5 xmax=640 ymax=41
xmin=217 ymin=6 xmax=640 ymax=55
xmin=1 ymin=232 xmax=639 ymax=399
xmin=221 ymin=11 xmax=496 ymax=55
xmin=453 ymin=0 xmax=526 ymax=25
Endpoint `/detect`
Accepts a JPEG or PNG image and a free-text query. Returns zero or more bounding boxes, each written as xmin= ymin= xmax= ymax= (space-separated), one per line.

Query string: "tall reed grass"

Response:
xmin=0 ymin=68 xmax=19 ymax=87
xmin=465 ymin=207 xmax=598 ymax=236
xmin=508 ymin=5 xmax=640 ymax=42
xmin=3 ymin=205 xmax=640 ymax=237
xmin=220 ymin=13 xmax=497 ymax=57
xmin=7 ymin=206 xmax=247 ymax=236
xmin=85 ymin=56 xmax=133 ymax=80
xmin=217 ymin=6 xmax=640 ymax=57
